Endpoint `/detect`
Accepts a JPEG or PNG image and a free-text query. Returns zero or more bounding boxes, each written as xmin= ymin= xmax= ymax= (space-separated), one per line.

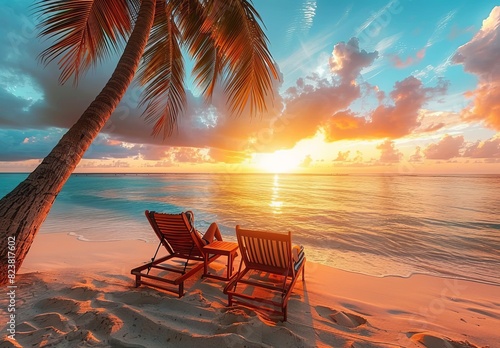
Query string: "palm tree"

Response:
xmin=0 ymin=0 xmax=278 ymax=285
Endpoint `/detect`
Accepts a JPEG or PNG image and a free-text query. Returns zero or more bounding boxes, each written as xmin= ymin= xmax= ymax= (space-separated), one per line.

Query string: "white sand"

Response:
xmin=1 ymin=232 xmax=499 ymax=347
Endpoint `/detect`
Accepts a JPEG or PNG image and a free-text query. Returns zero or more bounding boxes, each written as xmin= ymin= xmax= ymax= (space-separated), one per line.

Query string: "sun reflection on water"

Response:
xmin=269 ymin=174 xmax=283 ymax=213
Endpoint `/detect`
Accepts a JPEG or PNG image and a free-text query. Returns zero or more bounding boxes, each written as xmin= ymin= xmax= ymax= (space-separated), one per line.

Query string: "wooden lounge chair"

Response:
xmin=131 ymin=210 xmax=221 ymax=297
xmin=224 ymin=225 xmax=306 ymax=321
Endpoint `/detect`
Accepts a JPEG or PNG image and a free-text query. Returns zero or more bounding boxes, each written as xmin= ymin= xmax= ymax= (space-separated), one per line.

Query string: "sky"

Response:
xmin=0 ymin=0 xmax=499 ymax=174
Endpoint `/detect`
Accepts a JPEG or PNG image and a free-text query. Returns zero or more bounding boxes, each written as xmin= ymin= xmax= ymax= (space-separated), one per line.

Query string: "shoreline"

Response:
xmin=35 ymin=231 xmax=500 ymax=288
xmin=1 ymin=232 xmax=499 ymax=347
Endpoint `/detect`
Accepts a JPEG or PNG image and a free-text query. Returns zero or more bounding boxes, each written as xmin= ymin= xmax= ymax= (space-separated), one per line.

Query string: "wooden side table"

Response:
xmin=203 ymin=241 xmax=239 ymax=281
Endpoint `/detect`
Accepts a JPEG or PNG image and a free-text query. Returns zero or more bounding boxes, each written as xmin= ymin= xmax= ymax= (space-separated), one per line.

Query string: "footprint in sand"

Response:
xmin=61 ymin=285 xmax=101 ymax=301
xmin=218 ymin=307 xmax=256 ymax=325
xmin=77 ymin=309 xmax=124 ymax=335
xmin=35 ymin=297 xmax=86 ymax=315
xmin=408 ymin=332 xmax=479 ymax=348
xmin=32 ymin=312 xmax=76 ymax=332
xmin=315 ymin=305 xmax=367 ymax=328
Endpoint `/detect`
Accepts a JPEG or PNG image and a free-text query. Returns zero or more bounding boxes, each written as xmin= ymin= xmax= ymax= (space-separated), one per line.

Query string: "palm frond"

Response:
xmin=176 ymin=0 xmax=223 ymax=101
xmin=206 ymin=0 xmax=279 ymax=115
xmin=137 ymin=0 xmax=186 ymax=138
xmin=33 ymin=0 xmax=138 ymax=84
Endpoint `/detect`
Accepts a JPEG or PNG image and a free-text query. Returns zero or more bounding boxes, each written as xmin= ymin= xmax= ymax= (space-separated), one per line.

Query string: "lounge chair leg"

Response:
xmin=135 ymin=275 xmax=141 ymax=288
xmin=283 ymin=305 xmax=287 ymax=322
xmin=178 ymin=282 xmax=184 ymax=298
xmin=302 ymin=263 xmax=305 ymax=281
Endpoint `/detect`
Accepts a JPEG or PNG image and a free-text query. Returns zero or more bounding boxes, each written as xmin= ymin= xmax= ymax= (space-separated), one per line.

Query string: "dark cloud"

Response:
xmin=0 ymin=129 xmax=58 ymax=161
xmin=0 ymin=90 xmax=33 ymax=127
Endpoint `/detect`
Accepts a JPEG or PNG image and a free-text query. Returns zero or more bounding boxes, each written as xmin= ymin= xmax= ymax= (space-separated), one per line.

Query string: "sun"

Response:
xmin=254 ymin=150 xmax=302 ymax=173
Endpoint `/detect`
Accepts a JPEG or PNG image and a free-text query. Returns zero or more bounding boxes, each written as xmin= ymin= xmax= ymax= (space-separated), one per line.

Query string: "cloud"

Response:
xmin=423 ymin=134 xmax=500 ymax=161
xmin=323 ymin=76 xmax=448 ymax=141
xmin=409 ymin=146 xmax=423 ymax=162
xmin=414 ymin=109 xmax=462 ymax=134
xmin=334 ymin=150 xmax=350 ymax=161
xmin=285 ymin=0 xmax=317 ymax=44
xmin=249 ymin=73 xmax=362 ymax=152
xmin=0 ymin=89 xmax=33 ymax=127
xmin=329 ymin=38 xmax=379 ymax=84
xmin=452 ymin=7 xmax=500 ymax=81
xmin=300 ymin=154 xmax=313 ymax=167
xmin=374 ymin=33 xmax=403 ymax=53
xmin=390 ymin=48 xmax=426 ymax=68
xmin=166 ymin=147 xmax=210 ymax=163
xmin=426 ymin=9 xmax=457 ymax=47
xmin=353 ymin=150 xmax=363 ymax=162
xmin=424 ymin=134 xmax=465 ymax=160
xmin=412 ymin=53 xmax=454 ymax=83
xmin=419 ymin=122 xmax=446 ymax=133
xmin=463 ymin=136 xmax=500 ymax=158
xmin=79 ymin=160 xmax=131 ymax=169
xmin=0 ymin=129 xmax=61 ymax=161
xmin=377 ymin=139 xmax=403 ymax=163
xmin=452 ymin=6 xmax=500 ymax=130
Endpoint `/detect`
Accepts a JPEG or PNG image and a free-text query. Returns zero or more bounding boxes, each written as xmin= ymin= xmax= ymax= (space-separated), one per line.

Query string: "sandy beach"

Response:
xmin=1 ymin=232 xmax=499 ymax=348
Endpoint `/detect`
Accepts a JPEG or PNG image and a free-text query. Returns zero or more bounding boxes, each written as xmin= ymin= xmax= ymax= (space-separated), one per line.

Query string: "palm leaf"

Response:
xmin=176 ymin=0 xmax=223 ymax=101
xmin=205 ymin=0 xmax=279 ymax=115
xmin=137 ymin=0 xmax=186 ymax=138
xmin=33 ymin=0 xmax=139 ymax=84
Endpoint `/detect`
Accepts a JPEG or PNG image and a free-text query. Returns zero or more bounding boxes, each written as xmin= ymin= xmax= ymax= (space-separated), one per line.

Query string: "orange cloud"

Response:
xmin=460 ymin=84 xmax=500 ymax=130
xmin=324 ymin=76 xmax=448 ymax=141
xmin=452 ymin=6 xmax=500 ymax=130
xmin=261 ymin=76 xmax=361 ymax=151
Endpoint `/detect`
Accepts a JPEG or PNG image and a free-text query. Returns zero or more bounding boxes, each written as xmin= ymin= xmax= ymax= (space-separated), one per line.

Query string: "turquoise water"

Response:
xmin=1 ymin=173 xmax=499 ymax=285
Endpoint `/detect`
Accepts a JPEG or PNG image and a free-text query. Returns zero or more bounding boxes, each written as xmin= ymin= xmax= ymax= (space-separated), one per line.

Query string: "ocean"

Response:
xmin=1 ymin=173 xmax=499 ymax=286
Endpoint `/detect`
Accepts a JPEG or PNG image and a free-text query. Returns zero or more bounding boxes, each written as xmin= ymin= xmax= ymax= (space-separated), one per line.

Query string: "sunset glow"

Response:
xmin=253 ymin=150 xmax=303 ymax=174
xmin=0 ymin=1 xmax=499 ymax=174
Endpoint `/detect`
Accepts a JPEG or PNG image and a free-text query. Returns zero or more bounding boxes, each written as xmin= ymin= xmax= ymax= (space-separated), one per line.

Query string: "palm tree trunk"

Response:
xmin=0 ymin=0 xmax=156 ymax=285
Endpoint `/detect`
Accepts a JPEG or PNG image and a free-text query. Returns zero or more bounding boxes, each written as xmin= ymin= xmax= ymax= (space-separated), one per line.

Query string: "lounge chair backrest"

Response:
xmin=146 ymin=210 xmax=205 ymax=259
xmin=236 ymin=225 xmax=293 ymax=274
